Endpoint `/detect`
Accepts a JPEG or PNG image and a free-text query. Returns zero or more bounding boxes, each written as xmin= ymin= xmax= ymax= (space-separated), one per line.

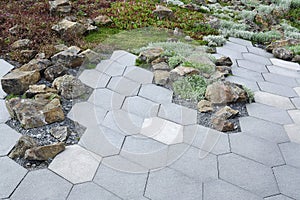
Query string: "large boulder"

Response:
xmin=24 ymin=142 xmax=65 ymax=161
xmin=9 ymin=136 xmax=37 ymax=159
xmin=52 ymin=75 xmax=86 ymax=99
xmin=138 ymin=47 xmax=164 ymax=63
xmin=18 ymin=58 xmax=52 ymax=72
xmin=51 ymin=46 xmax=84 ymax=68
xmin=205 ymin=81 xmax=248 ymax=104
xmin=272 ymin=47 xmax=294 ymax=61
xmin=49 ymin=0 xmax=71 ymax=13
xmin=52 ymin=19 xmax=86 ymax=37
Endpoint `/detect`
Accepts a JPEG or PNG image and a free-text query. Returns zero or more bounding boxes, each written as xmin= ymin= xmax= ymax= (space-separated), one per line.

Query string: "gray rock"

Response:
xmin=52 ymin=75 xmax=86 ymax=99
xmin=169 ymin=66 xmax=199 ymax=81
xmin=11 ymin=39 xmax=31 ymax=49
xmin=154 ymin=70 xmax=169 ymax=86
xmin=94 ymin=15 xmax=112 ymax=25
xmin=138 ymin=47 xmax=164 ymax=63
xmin=215 ymin=106 xmax=239 ymax=119
xmin=24 ymin=142 xmax=65 ymax=161
xmin=9 ymin=135 xmax=37 ymax=159
xmin=215 ymin=56 xmax=233 ymax=66
xmin=44 ymin=65 xmax=68 ymax=81
xmin=49 ymin=0 xmax=71 ymax=13
xmin=50 ymin=126 xmax=70 ymax=141
xmin=19 ymin=58 xmax=51 ymax=72
xmin=211 ymin=116 xmax=235 ymax=132
xmin=51 ymin=46 xmax=84 ymax=68
xmin=272 ymin=47 xmax=294 ymax=61
xmin=51 ymin=19 xmax=86 ymax=38
xmin=153 ymin=5 xmax=173 ymax=19
xmin=24 ymin=84 xmax=57 ymax=98
xmin=152 ymin=62 xmax=170 ymax=70
xmin=292 ymin=55 xmax=300 ymax=63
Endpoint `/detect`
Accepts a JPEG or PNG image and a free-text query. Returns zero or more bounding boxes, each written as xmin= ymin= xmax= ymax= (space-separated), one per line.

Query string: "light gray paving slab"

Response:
xmin=49 ymin=145 xmax=101 ymax=184
xmin=138 ymin=84 xmax=173 ymax=104
xmin=158 ymin=103 xmax=197 ymax=125
xmin=78 ymin=69 xmax=111 ymax=89
xmin=107 ymin=76 xmax=140 ymax=96
xmin=258 ymin=81 xmax=298 ymax=97
xmin=229 ymin=37 xmax=253 ymax=46
xmin=96 ymin=59 xmax=127 ymax=76
xmin=0 ymin=157 xmax=27 ymax=199
xmin=254 ymin=91 xmax=295 ymax=110
xmin=184 ymin=125 xmax=230 ymax=155
xmin=264 ymin=195 xmax=293 ymax=200
xmin=284 ymin=124 xmax=300 ymax=144
xmin=291 ymin=97 xmax=300 ymax=109
xmin=226 ymin=75 xmax=259 ymax=91
xmin=145 ymin=167 xmax=202 ymax=200
xmin=242 ymin=53 xmax=272 ymax=65
xmin=0 ymin=124 xmax=21 ymax=156
xmin=88 ymin=88 xmax=125 ymax=110
xmin=246 ymin=103 xmax=293 ymax=125
xmin=122 ymin=96 xmax=159 ymax=118
xmin=204 ymin=179 xmax=262 ymax=200
xmin=93 ymin=159 xmax=148 ymax=200
xmin=216 ymin=47 xmax=244 ymax=59
xmin=79 ymin=125 xmax=125 ymax=157
xmin=223 ymin=41 xmax=249 ymax=52
xmin=11 ymin=169 xmax=72 ymax=200
xmin=0 ymin=99 xmax=10 ymax=123
xmin=237 ymin=59 xmax=268 ymax=72
xmin=273 ymin=165 xmax=300 ymax=200
xmin=169 ymin=146 xmax=218 ymax=182
xmin=230 ymin=133 xmax=285 ymax=167
xmin=110 ymin=50 xmax=137 ymax=66
xmin=262 ymin=73 xmax=299 ymax=87
xmin=67 ymin=182 xmax=121 ymax=200
xmin=270 ymin=58 xmax=300 ymax=71
xmin=0 ymin=84 xmax=7 ymax=99
xmin=120 ymin=135 xmax=168 ymax=170
xmin=294 ymin=87 xmax=300 ymax=96
xmin=101 ymin=109 xmax=144 ymax=135
xmin=219 ymin=153 xmax=279 ymax=197
xmin=247 ymin=46 xmax=273 ymax=58
xmin=267 ymin=65 xmax=300 ymax=79
xmin=67 ymin=102 xmax=107 ymax=127
xmin=288 ymin=109 xmax=300 ymax=124
xmin=231 ymin=67 xmax=264 ymax=81
xmin=165 ymin=143 xmax=191 ymax=166
xmin=0 ymin=59 xmax=14 ymax=77
xmin=279 ymin=142 xmax=300 ymax=169
xmin=239 ymin=116 xmax=289 ymax=143
xmin=123 ymin=66 xmax=153 ymax=84
xmin=211 ymin=53 xmax=223 ymax=59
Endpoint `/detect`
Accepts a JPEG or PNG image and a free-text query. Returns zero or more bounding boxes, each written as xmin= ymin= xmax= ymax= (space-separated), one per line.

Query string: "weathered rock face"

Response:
xmin=152 ymin=62 xmax=170 ymax=70
xmin=169 ymin=66 xmax=200 ymax=81
xmin=205 ymin=81 xmax=248 ymax=104
xmin=215 ymin=56 xmax=233 ymax=66
xmin=49 ymin=0 xmax=72 ymax=13
xmin=94 ymin=15 xmax=112 ymax=25
xmin=272 ymin=47 xmax=294 ymax=61
xmin=138 ymin=47 xmax=164 ymax=63
xmin=19 ymin=58 xmax=52 ymax=72
xmin=52 ymin=19 xmax=86 ymax=37
xmin=1 ymin=69 xmax=41 ymax=95
xmin=153 ymin=5 xmax=173 ymax=19
xmin=11 ymin=39 xmax=31 ymax=49
xmin=50 ymin=126 xmax=70 ymax=141
xmin=197 ymin=100 xmax=213 ymax=113
xmin=79 ymin=49 xmax=100 ymax=63
xmin=24 ymin=142 xmax=65 ymax=161
xmin=9 ymin=136 xmax=38 ymax=159
xmin=44 ymin=65 xmax=68 ymax=81
xmin=6 ymin=97 xmax=64 ymax=129
xmin=51 ymin=46 xmax=84 ymax=68
xmin=266 ymin=39 xmax=300 ymax=52
xmin=154 ymin=70 xmax=170 ymax=86
xmin=211 ymin=116 xmax=234 ymax=132
xmin=52 ymin=75 xmax=86 ymax=99
xmin=25 ymin=84 xmax=57 ymax=98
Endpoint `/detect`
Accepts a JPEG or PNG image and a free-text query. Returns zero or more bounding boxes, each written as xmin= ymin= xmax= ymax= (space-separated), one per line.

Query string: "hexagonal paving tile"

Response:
xmin=138 ymin=84 xmax=173 ymax=104
xmin=0 ymin=99 xmax=10 ymax=123
xmin=216 ymin=46 xmax=243 ymax=59
xmin=242 ymin=53 xmax=272 ymax=65
xmin=110 ymin=50 xmax=137 ymax=66
xmin=279 ymin=142 xmax=300 ymax=169
xmin=96 ymin=59 xmax=127 ymax=76
xmin=229 ymin=37 xmax=253 ymax=46
xmin=0 ymin=157 xmax=27 ymax=199
xmin=267 ymin=65 xmax=300 ymax=79
xmin=237 ymin=59 xmax=268 ymax=72
xmin=273 ymin=165 xmax=300 ymax=200
xmin=88 ymin=88 xmax=125 ymax=110
xmin=107 ymin=76 xmax=140 ymax=96
xmin=257 ymin=81 xmax=297 ymax=98
xmin=123 ymin=66 xmax=154 ymax=84
xmin=262 ymin=73 xmax=298 ymax=87
xmin=218 ymin=153 xmax=279 ymax=197
xmin=78 ymin=69 xmax=111 ymax=89
xmin=284 ymin=124 xmax=300 ymax=144
xmin=287 ymin=109 xmax=300 ymax=124
xmin=49 ymin=145 xmax=101 ymax=184
xmin=0 ymin=59 xmax=14 ymax=77
xmin=270 ymin=58 xmax=300 ymax=71
xmin=145 ymin=167 xmax=202 ymax=200
xmin=10 ymin=169 xmax=72 ymax=200
xmin=264 ymin=195 xmax=293 ymax=200
xmin=254 ymin=91 xmax=295 ymax=110
xmin=0 ymin=124 xmax=21 ymax=156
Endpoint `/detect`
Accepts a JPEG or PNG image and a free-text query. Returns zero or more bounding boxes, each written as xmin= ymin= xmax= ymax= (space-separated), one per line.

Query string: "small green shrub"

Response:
xmin=219 ymin=20 xmax=249 ymax=31
xmin=242 ymin=86 xmax=255 ymax=103
xmin=203 ymin=35 xmax=227 ymax=47
xmin=168 ymin=55 xmax=185 ymax=68
xmin=173 ymin=75 xmax=207 ymax=101
xmin=236 ymin=10 xmax=257 ymax=21
xmin=251 ymin=30 xmax=281 ymax=44
xmin=182 ymin=61 xmax=215 ymax=74
xmin=287 ymin=45 xmax=300 ymax=55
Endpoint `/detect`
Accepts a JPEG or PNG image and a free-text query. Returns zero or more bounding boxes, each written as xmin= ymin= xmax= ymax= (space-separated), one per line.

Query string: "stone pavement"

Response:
xmin=1 ymin=37 xmax=300 ymax=200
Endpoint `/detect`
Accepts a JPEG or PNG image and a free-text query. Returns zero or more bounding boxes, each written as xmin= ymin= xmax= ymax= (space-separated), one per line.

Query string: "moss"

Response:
xmin=84 ymin=27 xmax=120 ymax=43
xmin=6 ymin=94 xmax=19 ymax=100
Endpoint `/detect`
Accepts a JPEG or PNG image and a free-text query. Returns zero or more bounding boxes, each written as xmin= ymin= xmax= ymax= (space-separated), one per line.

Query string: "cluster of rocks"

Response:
xmin=266 ymin=39 xmax=300 ymax=62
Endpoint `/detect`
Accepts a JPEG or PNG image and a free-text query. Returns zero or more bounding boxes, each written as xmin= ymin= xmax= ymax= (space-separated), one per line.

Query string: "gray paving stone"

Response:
xmin=242 ymin=53 xmax=272 ymax=65
xmin=101 ymin=109 xmax=144 ymax=135
xmin=122 ymin=96 xmax=160 ymax=118
xmin=258 ymin=81 xmax=298 ymax=97
xmin=279 ymin=142 xmax=300 ymax=169
xmin=158 ymin=103 xmax=197 ymax=125
xmin=218 ymin=153 xmax=279 ymax=197
xmin=273 ymin=165 xmax=300 ymax=200
xmin=0 ymin=124 xmax=21 ymax=156
xmin=96 ymin=59 xmax=127 ymax=76
xmin=11 ymin=169 xmax=72 ymax=200
xmin=262 ymin=73 xmax=299 ymax=87
xmin=267 ymin=65 xmax=300 ymax=79
xmin=291 ymin=97 xmax=300 ymax=109
xmin=284 ymin=124 xmax=300 ymax=144
xmin=0 ymin=84 xmax=7 ymax=99
xmin=169 ymin=146 xmax=218 ymax=182
xmin=237 ymin=59 xmax=268 ymax=72
xmin=270 ymin=58 xmax=300 ymax=71
xmin=229 ymin=37 xmax=253 ymax=46
xmin=246 ymin=103 xmax=293 ymax=125
xmin=264 ymin=195 xmax=293 ymax=200
xmin=247 ymin=46 xmax=273 ymax=58
xmin=110 ymin=50 xmax=137 ymax=66
xmin=138 ymin=84 xmax=173 ymax=104
xmin=0 ymin=157 xmax=27 ymax=199
xmin=0 ymin=99 xmax=10 ymax=123
xmin=223 ymin=41 xmax=249 ymax=52
xmin=107 ymin=76 xmax=140 ymax=96
xmin=0 ymin=59 xmax=14 ymax=77
xmin=230 ymin=133 xmax=285 ymax=167
xmin=231 ymin=67 xmax=264 ymax=81
xmin=49 ymin=145 xmax=101 ymax=184
xmin=79 ymin=125 xmax=125 ymax=157
xmin=67 ymin=182 xmax=121 ymax=200
xmin=239 ymin=117 xmax=289 ymax=143
xmin=165 ymin=143 xmax=191 ymax=166
xmin=184 ymin=125 xmax=230 ymax=155
xmin=88 ymin=88 xmax=125 ymax=110
xmin=254 ymin=91 xmax=295 ymax=110
xmin=226 ymin=75 xmax=259 ymax=91
xmin=294 ymin=87 xmax=300 ymax=96
xmin=288 ymin=109 xmax=300 ymax=124
xmin=67 ymin=102 xmax=107 ymax=127
xmin=123 ymin=66 xmax=154 ymax=84
xmin=204 ymin=179 xmax=262 ymax=200
xmin=216 ymin=46 xmax=244 ymax=59
xmin=93 ymin=160 xmax=148 ymax=200
xmin=145 ymin=167 xmax=202 ymax=200
xmin=211 ymin=53 xmax=223 ymax=59
xmin=78 ymin=69 xmax=111 ymax=89
xmin=120 ymin=135 xmax=168 ymax=170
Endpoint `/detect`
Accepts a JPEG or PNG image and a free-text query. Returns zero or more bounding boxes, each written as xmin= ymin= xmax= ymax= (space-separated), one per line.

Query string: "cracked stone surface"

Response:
xmin=1 ymin=38 xmax=300 ymax=198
